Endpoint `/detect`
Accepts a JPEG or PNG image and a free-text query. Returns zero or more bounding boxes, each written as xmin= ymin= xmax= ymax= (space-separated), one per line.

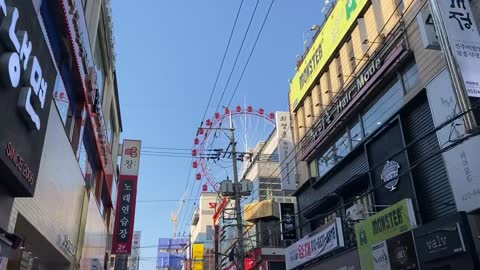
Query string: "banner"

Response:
xmin=286 ymin=218 xmax=344 ymax=270
xmin=355 ymin=199 xmax=417 ymax=270
xmin=279 ymin=203 xmax=297 ymax=240
xmin=436 ymin=0 xmax=480 ymax=97
xmin=275 ymin=112 xmax=295 ymax=190
xmin=289 ymin=0 xmax=369 ymax=111
xmin=112 ymin=140 xmax=141 ymax=254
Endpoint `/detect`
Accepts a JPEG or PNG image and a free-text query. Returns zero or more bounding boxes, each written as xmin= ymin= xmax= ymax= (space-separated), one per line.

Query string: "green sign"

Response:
xmin=355 ymin=199 xmax=417 ymax=270
xmin=346 ymin=0 xmax=358 ymax=20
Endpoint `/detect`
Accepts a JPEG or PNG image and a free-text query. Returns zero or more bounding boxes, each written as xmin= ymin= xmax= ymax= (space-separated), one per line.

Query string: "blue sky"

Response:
xmin=111 ymin=1 xmax=325 ymax=268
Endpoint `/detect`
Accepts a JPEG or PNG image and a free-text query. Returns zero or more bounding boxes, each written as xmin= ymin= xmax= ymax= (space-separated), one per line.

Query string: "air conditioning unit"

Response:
xmin=346 ymin=203 xmax=365 ymax=221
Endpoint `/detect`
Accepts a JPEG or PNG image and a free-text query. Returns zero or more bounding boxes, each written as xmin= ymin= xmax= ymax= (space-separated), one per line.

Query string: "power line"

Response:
xmin=224 ymin=96 xmax=480 ymax=255
xmin=200 ymin=0 xmax=246 ymax=123
xmin=179 ymin=1 xmax=247 ymax=236
xmin=238 ymin=0 xmax=421 ymax=212
xmin=214 ymin=0 xmax=261 ymax=113
xmin=226 ymin=0 xmax=276 ymax=108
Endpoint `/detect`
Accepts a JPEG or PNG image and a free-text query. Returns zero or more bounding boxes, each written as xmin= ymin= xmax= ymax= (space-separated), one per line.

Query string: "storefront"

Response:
xmin=414 ymin=212 xmax=480 ymax=269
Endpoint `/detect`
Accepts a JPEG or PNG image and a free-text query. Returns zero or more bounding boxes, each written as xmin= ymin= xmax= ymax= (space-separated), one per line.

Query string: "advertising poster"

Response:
xmin=280 ymin=203 xmax=297 ymax=240
xmin=355 ymin=199 xmax=417 ymax=270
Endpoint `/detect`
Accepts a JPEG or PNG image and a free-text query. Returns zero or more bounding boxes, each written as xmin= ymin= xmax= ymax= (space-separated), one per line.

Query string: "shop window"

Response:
xmin=335 ymin=131 xmax=350 ymax=161
xmin=349 ymin=119 xmax=363 ymax=149
xmin=362 ymin=79 xmax=403 ymax=138
xmin=401 ymin=62 xmax=419 ymax=93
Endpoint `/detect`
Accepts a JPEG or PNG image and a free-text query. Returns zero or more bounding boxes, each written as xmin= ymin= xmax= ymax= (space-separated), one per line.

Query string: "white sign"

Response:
xmin=120 ymin=140 xmax=141 ymax=176
xmin=275 ymin=112 xmax=296 ymax=190
xmin=285 ymin=218 xmax=344 ymax=270
xmin=437 ymin=0 xmax=480 ymax=97
xmin=426 ymin=69 xmax=480 ymax=212
xmin=130 ymin=231 xmax=141 ymax=270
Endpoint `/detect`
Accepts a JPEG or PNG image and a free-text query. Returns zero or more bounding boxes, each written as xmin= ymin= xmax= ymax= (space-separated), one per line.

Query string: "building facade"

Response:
xmin=157 ymin=238 xmax=188 ymax=270
xmin=189 ymin=192 xmax=218 ymax=270
xmin=0 ymin=0 xmax=122 ymax=269
xmin=288 ymin=0 xmax=480 ymax=269
xmin=241 ymin=128 xmax=298 ymax=270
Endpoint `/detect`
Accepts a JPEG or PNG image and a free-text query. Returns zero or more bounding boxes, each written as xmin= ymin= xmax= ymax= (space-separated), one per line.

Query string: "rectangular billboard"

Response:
xmin=275 ymin=112 xmax=296 ymax=190
xmin=112 ymin=140 xmax=142 ymax=254
xmin=436 ymin=0 xmax=480 ymax=97
xmin=355 ymin=198 xmax=417 ymax=270
xmin=289 ymin=0 xmax=369 ymax=111
xmin=0 ymin=0 xmax=57 ymax=197
xmin=286 ymin=218 xmax=344 ymax=269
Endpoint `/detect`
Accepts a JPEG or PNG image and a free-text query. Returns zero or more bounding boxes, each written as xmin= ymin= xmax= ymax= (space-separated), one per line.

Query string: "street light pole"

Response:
xmin=229 ymin=114 xmax=244 ymax=270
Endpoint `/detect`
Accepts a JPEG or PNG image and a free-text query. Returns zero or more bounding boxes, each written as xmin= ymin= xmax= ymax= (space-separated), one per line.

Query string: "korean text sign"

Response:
xmin=275 ymin=112 xmax=295 ymax=190
xmin=437 ymin=0 xmax=480 ymax=97
xmin=112 ymin=140 xmax=141 ymax=254
xmin=286 ymin=218 xmax=344 ymax=270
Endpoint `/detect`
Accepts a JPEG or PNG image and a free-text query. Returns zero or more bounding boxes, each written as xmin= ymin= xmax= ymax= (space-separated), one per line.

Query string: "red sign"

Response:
xmin=245 ymin=257 xmax=255 ymax=270
xmin=208 ymin=202 xmax=217 ymax=209
xmin=111 ymin=140 xmax=142 ymax=254
xmin=111 ymin=175 xmax=138 ymax=254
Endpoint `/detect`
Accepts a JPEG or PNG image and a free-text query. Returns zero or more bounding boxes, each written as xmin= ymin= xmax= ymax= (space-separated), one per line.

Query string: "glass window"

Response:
xmin=362 ymin=79 xmax=403 ymax=137
xmin=349 ymin=120 xmax=363 ymax=149
xmin=335 ymin=131 xmax=350 ymax=161
xmin=78 ymin=142 xmax=88 ymax=177
xmin=402 ymin=62 xmax=419 ymax=93
xmin=94 ymin=31 xmax=105 ymax=104
xmin=318 ymin=146 xmax=336 ymax=176
xmin=309 ymin=159 xmax=318 ymax=178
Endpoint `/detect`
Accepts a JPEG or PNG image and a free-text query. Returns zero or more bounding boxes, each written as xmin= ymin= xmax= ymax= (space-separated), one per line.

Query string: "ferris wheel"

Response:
xmin=192 ymin=105 xmax=276 ymax=192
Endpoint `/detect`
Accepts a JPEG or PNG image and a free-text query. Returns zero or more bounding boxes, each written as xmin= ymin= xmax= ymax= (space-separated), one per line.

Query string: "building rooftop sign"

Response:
xmin=289 ymin=0 xmax=370 ymax=112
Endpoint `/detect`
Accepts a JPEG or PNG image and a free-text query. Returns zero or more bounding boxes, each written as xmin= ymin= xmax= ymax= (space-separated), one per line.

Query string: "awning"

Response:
xmin=244 ymin=200 xmax=280 ymax=222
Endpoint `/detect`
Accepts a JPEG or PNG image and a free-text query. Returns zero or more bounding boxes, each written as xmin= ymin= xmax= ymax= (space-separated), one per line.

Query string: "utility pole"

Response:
xmin=229 ymin=115 xmax=244 ymax=270
xmin=189 ymin=232 xmax=193 ymax=270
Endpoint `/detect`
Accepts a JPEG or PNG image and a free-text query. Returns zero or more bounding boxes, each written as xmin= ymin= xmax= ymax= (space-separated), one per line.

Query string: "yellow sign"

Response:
xmin=289 ymin=0 xmax=369 ymax=111
xmin=192 ymin=243 xmax=204 ymax=270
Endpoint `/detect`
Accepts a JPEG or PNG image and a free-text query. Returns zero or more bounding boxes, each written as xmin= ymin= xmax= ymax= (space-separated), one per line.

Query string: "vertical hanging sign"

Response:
xmin=112 ymin=140 xmax=142 ymax=254
xmin=436 ymin=0 xmax=480 ymax=97
xmin=276 ymin=112 xmax=296 ymax=190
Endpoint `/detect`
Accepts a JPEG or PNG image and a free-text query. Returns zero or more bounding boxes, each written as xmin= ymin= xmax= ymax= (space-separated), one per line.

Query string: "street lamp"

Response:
xmin=303 ymin=24 xmax=320 ymax=50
